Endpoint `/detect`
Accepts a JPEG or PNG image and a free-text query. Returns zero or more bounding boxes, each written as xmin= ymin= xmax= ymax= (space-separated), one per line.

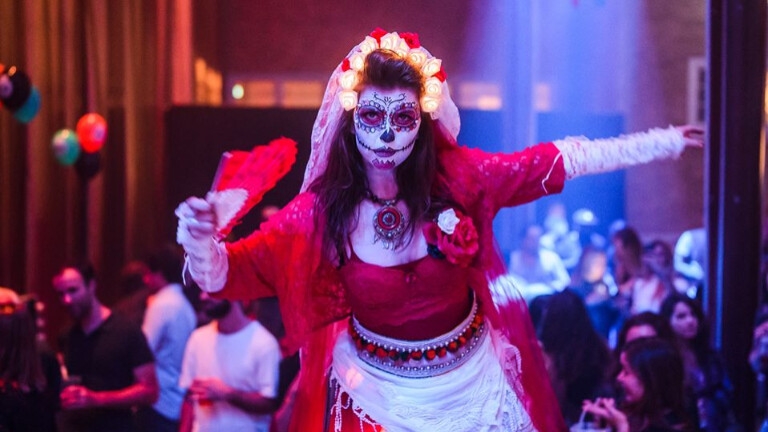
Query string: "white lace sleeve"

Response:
xmin=553 ymin=125 xmax=685 ymax=179
xmin=175 ymin=208 xmax=229 ymax=293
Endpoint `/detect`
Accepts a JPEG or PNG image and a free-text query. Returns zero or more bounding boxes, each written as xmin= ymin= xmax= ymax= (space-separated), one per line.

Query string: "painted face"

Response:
xmin=52 ymin=268 xmax=94 ymax=320
xmin=670 ymin=301 xmax=699 ymax=340
xmin=625 ymin=324 xmax=658 ymax=343
xmin=354 ymin=86 xmax=420 ymax=171
xmin=617 ymin=352 xmax=644 ymax=403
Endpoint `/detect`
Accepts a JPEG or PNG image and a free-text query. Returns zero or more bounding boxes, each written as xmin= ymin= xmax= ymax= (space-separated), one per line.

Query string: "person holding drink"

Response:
xmin=179 ymin=293 xmax=280 ymax=432
xmin=52 ymin=262 xmax=158 ymax=432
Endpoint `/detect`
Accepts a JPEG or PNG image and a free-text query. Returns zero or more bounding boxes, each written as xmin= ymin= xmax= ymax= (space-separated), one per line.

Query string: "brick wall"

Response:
xmin=623 ymin=0 xmax=706 ymax=242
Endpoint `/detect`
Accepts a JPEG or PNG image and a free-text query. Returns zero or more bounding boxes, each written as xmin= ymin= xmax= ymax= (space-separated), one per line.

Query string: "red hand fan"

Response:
xmin=208 ymin=137 xmax=297 ymax=237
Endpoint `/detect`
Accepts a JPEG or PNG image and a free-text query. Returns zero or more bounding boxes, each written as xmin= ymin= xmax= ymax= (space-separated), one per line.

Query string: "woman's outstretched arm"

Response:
xmin=555 ymin=125 xmax=704 ymax=180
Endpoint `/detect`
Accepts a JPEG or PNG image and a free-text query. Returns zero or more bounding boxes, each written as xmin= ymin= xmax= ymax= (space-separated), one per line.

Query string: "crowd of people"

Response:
xmin=0 ymin=221 xmax=747 ymax=432
xmin=0 ymin=244 xmax=290 ymax=432
xmin=523 ymin=216 xmax=744 ymax=431
xmin=1 ymin=223 xmax=752 ymax=432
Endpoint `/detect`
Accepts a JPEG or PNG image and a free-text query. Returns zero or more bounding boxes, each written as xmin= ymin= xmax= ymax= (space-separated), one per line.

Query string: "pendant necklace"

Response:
xmin=366 ymin=190 xmax=406 ymax=250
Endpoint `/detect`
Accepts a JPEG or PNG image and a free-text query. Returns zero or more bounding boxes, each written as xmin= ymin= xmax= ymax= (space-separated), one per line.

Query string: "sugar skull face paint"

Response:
xmin=354 ymin=86 xmax=420 ymax=171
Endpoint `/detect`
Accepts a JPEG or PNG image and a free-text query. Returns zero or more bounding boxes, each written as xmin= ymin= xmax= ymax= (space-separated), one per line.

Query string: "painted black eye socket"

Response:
xmin=357 ymin=106 xmax=386 ymax=127
xmin=390 ymin=107 xmax=419 ymax=128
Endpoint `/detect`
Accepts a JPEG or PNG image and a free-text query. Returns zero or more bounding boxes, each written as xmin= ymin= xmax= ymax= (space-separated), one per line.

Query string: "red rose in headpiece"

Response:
xmin=400 ymin=32 xmax=421 ymax=48
xmin=341 ymin=58 xmax=351 ymax=72
xmin=433 ymin=67 xmax=447 ymax=82
xmin=423 ymin=209 xmax=479 ymax=268
xmin=370 ymin=28 xmax=388 ymax=43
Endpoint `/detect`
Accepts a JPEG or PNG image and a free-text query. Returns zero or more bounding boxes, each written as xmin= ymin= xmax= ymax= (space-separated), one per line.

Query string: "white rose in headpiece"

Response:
xmin=421 ymin=95 xmax=440 ymax=113
xmin=393 ymin=40 xmax=410 ymax=57
xmin=407 ymin=48 xmax=429 ymax=68
xmin=339 ymin=70 xmax=359 ymax=90
xmin=339 ymin=90 xmax=358 ymax=111
xmin=437 ymin=208 xmax=460 ymax=234
xmin=380 ymin=33 xmax=410 ymax=57
xmin=349 ymin=52 xmax=366 ymax=72
xmin=379 ymin=33 xmax=401 ymax=51
xmin=359 ymin=36 xmax=379 ymax=55
xmin=422 ymin=58 xmax=442 ymax=77
xmin=424 ymin=77 xmax=443 ymax=97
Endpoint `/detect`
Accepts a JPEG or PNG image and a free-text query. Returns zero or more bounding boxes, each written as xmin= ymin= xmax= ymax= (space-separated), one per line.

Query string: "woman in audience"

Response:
xmin=582 ymin=337 xmax=692 ymax=432
xmin=0 ymin=287 xmax=60 ymax=431
xmin=611 ymin=311 xmax=676 ymax=404
xmin=537 ymin=289 xmax=615 ymax=426
xmin=660 ymin=293 xmax=739 ymax=431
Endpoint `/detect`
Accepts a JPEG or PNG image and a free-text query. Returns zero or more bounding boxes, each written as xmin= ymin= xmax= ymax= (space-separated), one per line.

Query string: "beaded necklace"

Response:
xmin=366 ymin=190 xmax=406 ymax=250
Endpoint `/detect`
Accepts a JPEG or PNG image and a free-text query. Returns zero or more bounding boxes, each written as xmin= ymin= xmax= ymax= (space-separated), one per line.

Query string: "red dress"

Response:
xmin=217 ymin=141 xmax=568 ymax=431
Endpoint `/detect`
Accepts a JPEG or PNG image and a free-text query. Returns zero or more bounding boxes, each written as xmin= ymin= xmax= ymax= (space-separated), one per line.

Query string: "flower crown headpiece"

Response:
xmin=337 ymin=28 xmax=447 ymax=115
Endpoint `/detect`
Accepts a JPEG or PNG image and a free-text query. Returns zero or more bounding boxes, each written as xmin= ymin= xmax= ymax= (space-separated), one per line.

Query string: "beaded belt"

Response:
xmin=348 ymin=300 xmax=487 ymax=378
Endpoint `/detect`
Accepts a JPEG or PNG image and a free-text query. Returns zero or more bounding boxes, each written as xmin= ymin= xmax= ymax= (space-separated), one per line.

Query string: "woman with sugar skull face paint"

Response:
xmin=175 ymin=29 xmax=704 ymax=431
xmin=354 ymin=87 xmax=420 ymax=173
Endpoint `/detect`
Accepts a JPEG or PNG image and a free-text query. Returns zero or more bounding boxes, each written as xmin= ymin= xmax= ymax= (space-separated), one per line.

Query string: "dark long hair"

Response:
xmin=310 ymin=49 xmax=437 ymax=262
xmin=0 ymin=300 xmax=45 ymax=391
xmin=660 ymin=293 xmax=711 ymax=364
xmin=621 ymin=337 xmax=689 ymax=430
xmin=537 ymin=289 xmax=613 ymax=414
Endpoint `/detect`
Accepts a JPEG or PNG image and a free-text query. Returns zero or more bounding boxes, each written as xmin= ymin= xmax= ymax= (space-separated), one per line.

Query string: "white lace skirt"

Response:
xmin=329 ymin=325 xmax=538 ymax=432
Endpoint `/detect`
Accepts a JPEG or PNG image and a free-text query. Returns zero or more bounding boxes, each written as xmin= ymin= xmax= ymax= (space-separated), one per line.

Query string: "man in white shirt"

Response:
xmin=138 ymin=245 xmax=197 ymax=431
xmin=179 ymin=294 xmax=280 ymax=432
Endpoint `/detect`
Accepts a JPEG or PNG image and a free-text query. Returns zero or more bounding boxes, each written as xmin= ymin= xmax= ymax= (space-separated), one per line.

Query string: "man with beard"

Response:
xmin=52 ymin=262 xmax=158 ymax=432
xmin=179 ymin=293 xmax=280 ymax=432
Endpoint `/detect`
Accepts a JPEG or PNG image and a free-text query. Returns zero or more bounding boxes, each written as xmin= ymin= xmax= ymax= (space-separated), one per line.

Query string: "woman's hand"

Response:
xmin=675 ymin=124 xmax=705 ymax=149
xmin=582 ymin=398 xmax=629 ymax=432
xmin=176 ymin=196 xmax=217 ymax=239
xmin=174 ymin=194 xmax=229 ymax=292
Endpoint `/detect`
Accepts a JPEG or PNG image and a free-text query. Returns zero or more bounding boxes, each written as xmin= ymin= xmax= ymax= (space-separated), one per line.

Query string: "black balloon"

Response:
xmin=0 ymin=66 xmax=32 ymax=111
xmin=74 ymin=150 xmax=101 ymax=180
